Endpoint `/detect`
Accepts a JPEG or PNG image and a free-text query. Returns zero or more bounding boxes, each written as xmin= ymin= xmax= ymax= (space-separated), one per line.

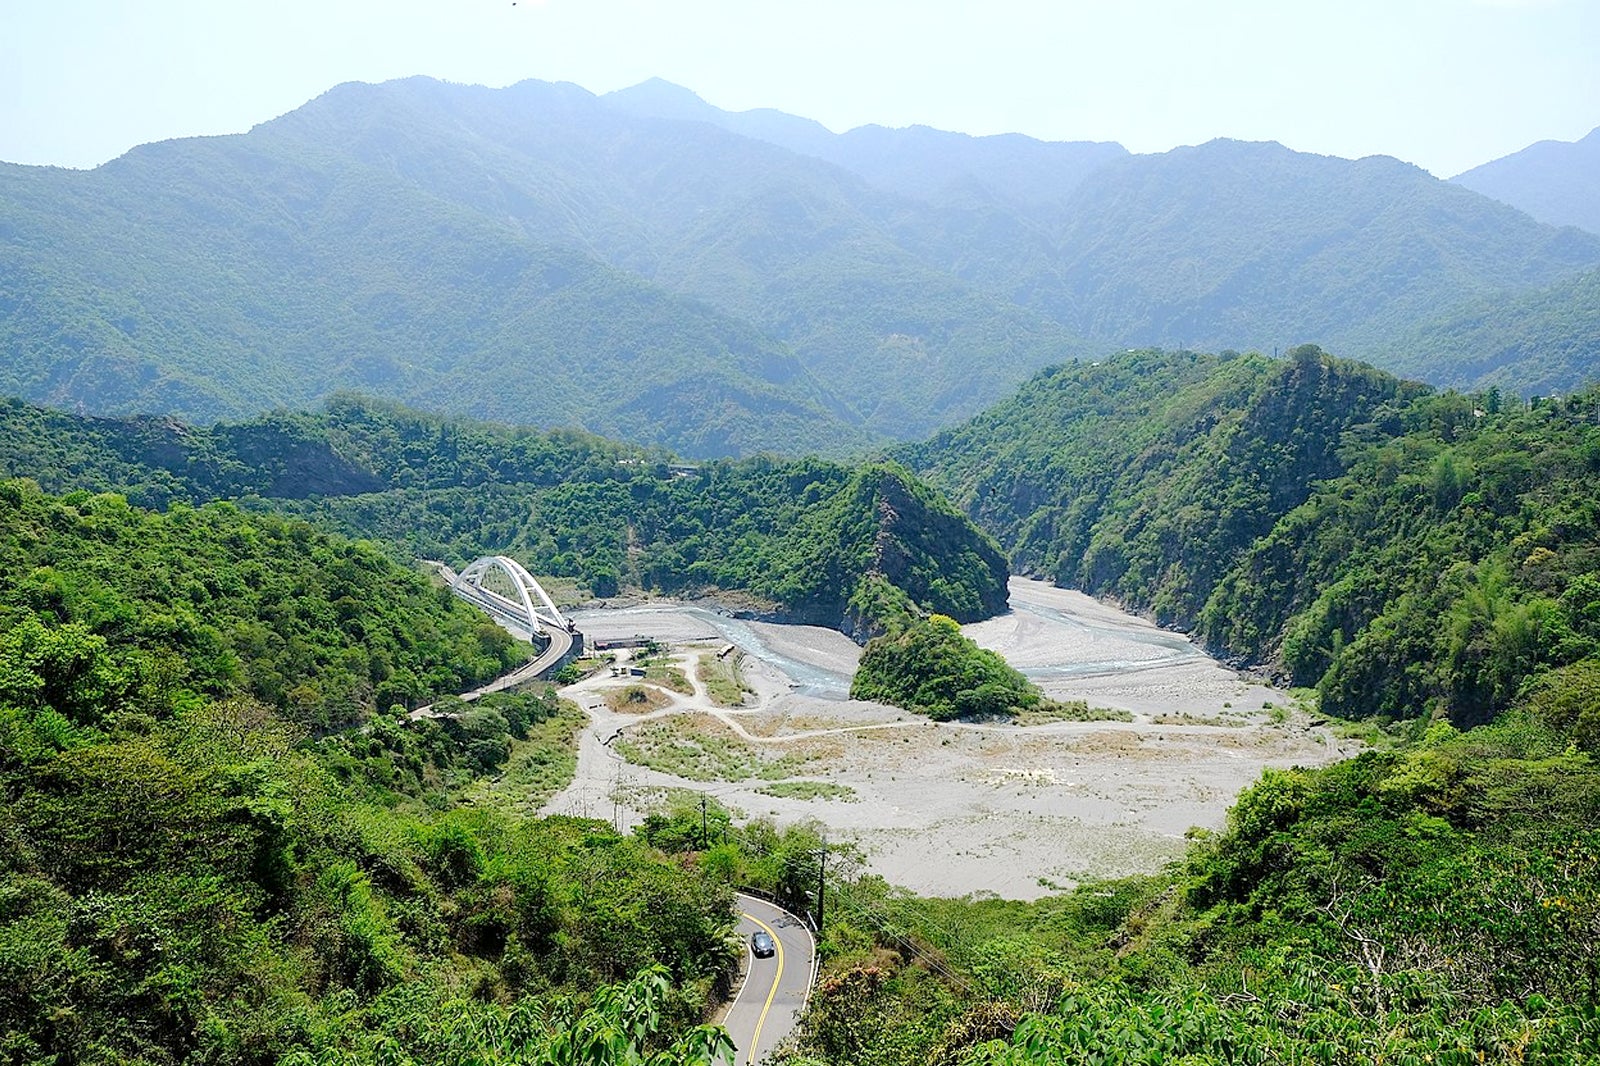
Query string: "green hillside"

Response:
xmin=1386 ymin=267 xmax=1600 ymax=397
xmin=0 ymin=478 xmax=528 ymax=729
xmin=1453 ymin=124 xmax=1600 ymax=236
xmin=0 ymin=396 xmax=1010 ymax=636
xmin=0 ymin=121 xmax=871 ymax=459
xmin=0 ymin=482 xmax=743 ymax=1064
xmin=7 ymin=78 xmax=1600 ymax=456
xmin=908 ymin=347 xmax=1600 ymax=725
xmin=1029 ymin=140 xmax=1600 ymax=355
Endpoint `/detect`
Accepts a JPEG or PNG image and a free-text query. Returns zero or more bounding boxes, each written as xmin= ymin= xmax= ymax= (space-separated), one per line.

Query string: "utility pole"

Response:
xmin=815 ymin=842 xmax=827 ymax=933
xmin=700 ymin=795 xmax=709 ymax=850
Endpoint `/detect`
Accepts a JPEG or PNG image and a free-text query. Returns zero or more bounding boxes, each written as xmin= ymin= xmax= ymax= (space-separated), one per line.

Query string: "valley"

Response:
xmin=545 ymin=578 xmax=1347 ymax=899
xmin=4 ymin=38 xmax=1600 ymax=1062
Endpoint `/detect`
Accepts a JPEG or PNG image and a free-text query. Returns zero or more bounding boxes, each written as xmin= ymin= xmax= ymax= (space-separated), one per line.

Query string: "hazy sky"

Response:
xmin=2 ymin=0 xmax=1596 ymax=177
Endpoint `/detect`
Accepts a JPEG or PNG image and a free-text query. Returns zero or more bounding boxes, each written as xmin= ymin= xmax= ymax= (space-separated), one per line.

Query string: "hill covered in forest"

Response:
xmin=1453 ymin=124 xmax=1600 ymax=236
xmin=6 ymin=77 xmax=1600 ymax=455
xmin=0 ymin=395 xmax=1009 ymax=637
xmin=905 ymin=347 xmax=1600 ymax=724
xmin=1385 ymin=266 xmax=1600 ymax=397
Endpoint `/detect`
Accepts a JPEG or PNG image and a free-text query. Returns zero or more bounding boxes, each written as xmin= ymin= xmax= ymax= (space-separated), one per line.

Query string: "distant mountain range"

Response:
xmin=1454 ymin=126 xmax=1600 ymax=237
xmin=3 ymin=76 xmax=1599 ymax=455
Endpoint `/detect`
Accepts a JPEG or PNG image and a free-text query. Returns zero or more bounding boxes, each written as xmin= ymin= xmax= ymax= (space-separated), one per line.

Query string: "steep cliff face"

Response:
xmin=823 ymin=462 xmax=1011 ymax=639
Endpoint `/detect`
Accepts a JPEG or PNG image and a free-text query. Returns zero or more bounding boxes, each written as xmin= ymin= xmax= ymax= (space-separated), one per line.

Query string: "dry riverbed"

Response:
xmin=540 ymin=578 xmax=1352 ymax=900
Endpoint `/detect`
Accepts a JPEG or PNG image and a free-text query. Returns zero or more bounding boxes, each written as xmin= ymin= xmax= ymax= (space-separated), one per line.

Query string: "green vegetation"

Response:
xmin=0 ymin=486 xmax=737 ymax=1065
xmin=614 ymin=716 xmax=820 ymax=782
xmin=643 ymin=666 xmax=694 ymax=695
xmin=756 ymin=780 xmax=858 ymax=802
xmin=1012 ymin=700 xmax=1133 ymax=726
xmin=602 ymin=684 xmax=673 ymax=715
xmin=0 ymin=101 xmax=876 ymax=458
xmin=851 ymin=615 xmax=1043 ymax=721
xmin=0 ymin=396 xmax=1011 ymax=637
xmin=0 ymin=477 xmax=527 ymax=728
xmin=911 ymin=347 xmax=1600 ymax=726
xmin=1389 ymin=266 xmax=1600 ymax=400
xmin=905 ymin=347 xmax=1418 ymax=632
xmin=780 ymin=703 xmax=1600 ymax=1065
xmin=1022 ymin=138 xmax=1600 ymax=359
xmin=697 ymin=653 xmax=754 ymax=708
xmin=456 ymin=697 xmax=587 ymax=812
xmin=315 ymin=689 xmax=580 ymax=807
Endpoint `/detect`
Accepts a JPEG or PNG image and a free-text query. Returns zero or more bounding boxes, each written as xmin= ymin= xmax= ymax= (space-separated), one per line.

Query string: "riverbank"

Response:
xmin=541 ymin=577 xmax=1353 ymax=899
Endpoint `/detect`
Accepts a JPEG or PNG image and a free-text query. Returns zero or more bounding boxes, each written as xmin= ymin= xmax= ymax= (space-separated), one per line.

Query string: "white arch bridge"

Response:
xmin=441 ymin=556 xmax=582 ymax=680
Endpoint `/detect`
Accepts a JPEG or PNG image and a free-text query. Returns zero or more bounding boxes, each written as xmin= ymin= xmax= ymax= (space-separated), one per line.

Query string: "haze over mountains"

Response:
xmin=3 ymin=75 xmax=1599 ymax=456
xmin=1453 ymin=125 xmax=1600 ymax=237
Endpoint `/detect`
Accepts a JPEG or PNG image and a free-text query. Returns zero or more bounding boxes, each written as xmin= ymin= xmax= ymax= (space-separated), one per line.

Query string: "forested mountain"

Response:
xmin=1023 ymin=139 xmax=1600 ymax=354
xmin=0 ymin=395 xmax=1010 ymax=636
xmin=907 ymin=347 xmax=1600 ymax=724
xmin=1453 ymin=125 xmax=1600 ymax=236
xmin=0 ymin=103 xmax=873 ymax=459
xmin=1387 ymin=266 xmax=1600 ymax=396
xmin=6 ymin=76 xmax=1600 ymax=456
xmin=0 ymin=77 xmax=1079 ymax=446
xmin=602 ymin=78 xmax=1130 ymax=211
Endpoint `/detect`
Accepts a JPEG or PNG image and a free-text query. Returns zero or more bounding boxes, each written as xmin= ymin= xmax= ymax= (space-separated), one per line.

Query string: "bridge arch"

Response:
xmin=452 ymin=556 xmax=569 ymax=637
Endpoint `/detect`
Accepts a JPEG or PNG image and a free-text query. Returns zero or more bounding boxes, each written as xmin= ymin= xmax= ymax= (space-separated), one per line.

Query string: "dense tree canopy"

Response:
xmin=909 ymin=347 xmax=1600 ymax=724
xmin=0 ymin=397 xmax=1010 ymax=636
xmin=0 ymin=478 xmax=528 ymax=727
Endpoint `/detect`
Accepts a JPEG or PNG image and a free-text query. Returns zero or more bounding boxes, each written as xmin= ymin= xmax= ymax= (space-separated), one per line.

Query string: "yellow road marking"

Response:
xmin=741 ymin=912 xmax=784 ymax=1065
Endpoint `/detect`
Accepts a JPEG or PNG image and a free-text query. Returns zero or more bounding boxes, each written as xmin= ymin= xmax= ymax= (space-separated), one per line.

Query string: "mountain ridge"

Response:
xmin=5 ymin=75 xmax=1600 ymax=454
xmin=1453 ymin=124 xmax=1600 ymax=236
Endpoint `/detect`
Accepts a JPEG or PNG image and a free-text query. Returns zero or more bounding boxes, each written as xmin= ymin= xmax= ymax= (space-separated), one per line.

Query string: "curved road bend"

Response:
xmin=408 ymin=623 xmax=573 ymax=720
xmin=724 ymin=893 xmax=815 ymax=1065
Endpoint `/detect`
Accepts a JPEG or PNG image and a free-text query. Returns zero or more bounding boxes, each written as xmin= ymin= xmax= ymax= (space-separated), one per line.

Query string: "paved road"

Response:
xmin=408 ymin=626 xmax=573 ymax=720
xmin=408 ymin=563 xmax=576 ymax=720
xmin=724 ymin=893 xmax=815 ymax=1065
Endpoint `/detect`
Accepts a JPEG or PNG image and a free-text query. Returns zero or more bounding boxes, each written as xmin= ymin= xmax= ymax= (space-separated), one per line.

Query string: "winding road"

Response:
xmin=724 ymin=893 xmax=815 ymax=1065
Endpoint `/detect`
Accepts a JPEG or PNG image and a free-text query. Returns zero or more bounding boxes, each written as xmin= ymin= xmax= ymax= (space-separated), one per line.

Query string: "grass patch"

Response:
xmin=459 ymin=699 xmax=586 ymax=810
xmin=1325 ymin=716 xmax=1401 ymax=750
xmin=644 ymin=665 xmax=693 ymax=695
xmin=757 ymin=780 xmax=857 ymax=802
xmin=602 ymin=685 xmax=673 ymax=714
xmin=697 ymin=652 xmax=754 ymax=707
xmin=553 ymin=655 xmax=612 ymax=686
xmin=1151 ymin=711 xmax=1247 ymax=727
xmin=1014 ymin=699 xmax=1134 ymax=726
xmin=614 ymin=715 xmax=816 ymax=782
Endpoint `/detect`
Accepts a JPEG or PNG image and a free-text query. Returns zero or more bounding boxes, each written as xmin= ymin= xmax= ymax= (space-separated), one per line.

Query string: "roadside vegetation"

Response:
xmin=0 ymin=498 xmax=735 ymax=1064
